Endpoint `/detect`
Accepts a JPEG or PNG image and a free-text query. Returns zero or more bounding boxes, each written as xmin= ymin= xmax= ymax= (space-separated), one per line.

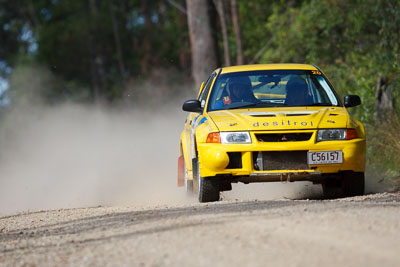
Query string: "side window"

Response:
xmin=199 ymin=72 xmax=216 ymax=108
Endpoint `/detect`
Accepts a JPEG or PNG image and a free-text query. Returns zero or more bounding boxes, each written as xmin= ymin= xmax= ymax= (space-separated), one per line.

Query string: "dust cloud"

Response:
xmin=0 ymin=103 xmax=194 ymax=214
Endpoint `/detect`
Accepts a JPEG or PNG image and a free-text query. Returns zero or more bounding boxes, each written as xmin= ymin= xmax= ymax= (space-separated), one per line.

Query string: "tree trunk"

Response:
xmin=87 ymin=0 xmax=100 ymax=102
xmin=141 ymin=1 xmax=152 ymax=73
xmin=174 ymin=0 xmax=191 ymax=70
xmin=88 ymin=0 xmax=107 ymax=103
xmin=186 ymin=0 xmax=218 ymax=88
xmin=375 ymin=75 xmax=393 ymax=120
xmin=230 ymin=0 xmax=244 ymax=65
xmin=108 ymin=0 xmax=126 ymax=85
xmin=214 ymin=0 xmax=231 ymax=66
xmin=27 ymin=0 xmax=41 ymax=28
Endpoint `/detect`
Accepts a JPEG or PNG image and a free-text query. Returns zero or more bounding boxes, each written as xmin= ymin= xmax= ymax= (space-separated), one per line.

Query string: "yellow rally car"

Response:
xmin=178 ymin=64 xmax=365 ymax=202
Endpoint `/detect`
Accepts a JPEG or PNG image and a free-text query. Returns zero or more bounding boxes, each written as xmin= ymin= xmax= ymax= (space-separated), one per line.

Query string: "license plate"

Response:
xmin=307 ymin=151 xmax=343 ymax=164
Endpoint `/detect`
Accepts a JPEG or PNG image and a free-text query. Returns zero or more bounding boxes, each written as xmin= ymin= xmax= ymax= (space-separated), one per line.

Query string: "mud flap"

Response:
xmin=177 ymin=156 xmax=184 ymax=187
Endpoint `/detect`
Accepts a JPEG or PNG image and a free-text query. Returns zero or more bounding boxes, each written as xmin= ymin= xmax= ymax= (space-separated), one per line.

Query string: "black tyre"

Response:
xmin=342 ymin=172 xmax=365 ymax=197
xmin=196 ymin=159 xmax=220 ymax=202
xmin=322 ymin=172 xmax=365 ymax=198
xmin=322 ymin=179 xmax=343 ymax=199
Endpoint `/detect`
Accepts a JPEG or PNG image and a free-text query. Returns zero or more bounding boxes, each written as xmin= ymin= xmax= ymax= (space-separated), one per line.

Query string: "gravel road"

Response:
xmin=1 ymin=192 xmax=400 ymax=267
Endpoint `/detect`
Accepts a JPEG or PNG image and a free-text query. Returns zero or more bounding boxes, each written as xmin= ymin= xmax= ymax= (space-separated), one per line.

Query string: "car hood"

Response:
xmin=208 ymin=107 xmax=349 ymax=131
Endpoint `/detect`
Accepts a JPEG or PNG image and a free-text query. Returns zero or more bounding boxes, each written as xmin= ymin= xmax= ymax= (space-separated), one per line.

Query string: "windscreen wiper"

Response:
xmin=224 ymin=102 xmax=259 ymax=110
xmin=308 ymin=103 xmax=334 ymax=106
xmin=292 ymin=103 xmax=334 ymax=107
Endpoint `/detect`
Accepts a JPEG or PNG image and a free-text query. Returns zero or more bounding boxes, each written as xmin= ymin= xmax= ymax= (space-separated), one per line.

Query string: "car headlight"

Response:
xmin=317 ymin=129 xmax=357 ymax=141
xmin=219 ymin=131 xmax=252 ymax=144
xmin=207 ymin=132 xmax=252 ymax=143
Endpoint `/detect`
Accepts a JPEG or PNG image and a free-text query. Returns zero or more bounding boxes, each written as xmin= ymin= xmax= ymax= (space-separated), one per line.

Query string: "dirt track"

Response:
xmin=1 ymin=192 xmax=400 ymax=267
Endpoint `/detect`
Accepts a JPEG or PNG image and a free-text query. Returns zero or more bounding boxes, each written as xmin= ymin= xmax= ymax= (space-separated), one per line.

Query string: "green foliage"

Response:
xmin=236 ymin=0 xmax=274 ymax=62
xmin=1 ymin=0 xmax=191 ymax=103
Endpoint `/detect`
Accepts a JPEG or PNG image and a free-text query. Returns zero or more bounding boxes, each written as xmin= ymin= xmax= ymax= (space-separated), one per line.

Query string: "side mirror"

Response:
xmin=344 ymin=94 xmax=361 ymax=108
xmin=182 ymin=99 xmax=202 ymax=113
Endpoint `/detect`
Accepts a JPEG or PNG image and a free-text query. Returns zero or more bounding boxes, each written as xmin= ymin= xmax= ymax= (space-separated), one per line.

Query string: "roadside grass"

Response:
xmin=366 ymin=114 xmax=400 ymax=190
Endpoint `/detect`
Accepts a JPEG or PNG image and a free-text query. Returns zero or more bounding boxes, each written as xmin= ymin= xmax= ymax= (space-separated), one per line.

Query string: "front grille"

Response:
xmin=256 ymin=151 xmax=310 ymax=171
xmin=255 ymin=133 xmax=312 ymax=142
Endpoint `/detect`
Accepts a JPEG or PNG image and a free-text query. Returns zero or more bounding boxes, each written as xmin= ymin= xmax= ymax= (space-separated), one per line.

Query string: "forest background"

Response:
xmin=0 ymin=0 xmax=399 ymax=187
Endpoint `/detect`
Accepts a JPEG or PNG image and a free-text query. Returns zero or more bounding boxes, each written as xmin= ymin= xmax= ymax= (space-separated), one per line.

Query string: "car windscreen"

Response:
xmin=207 ymin=70 xmax=341 ymax=111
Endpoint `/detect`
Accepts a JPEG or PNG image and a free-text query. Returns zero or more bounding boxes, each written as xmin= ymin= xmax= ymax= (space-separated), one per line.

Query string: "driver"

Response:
xmin=285 ymin=76 xmax=312 ymax=106
xmin=214 ymin=76 xmax=258 ymax=109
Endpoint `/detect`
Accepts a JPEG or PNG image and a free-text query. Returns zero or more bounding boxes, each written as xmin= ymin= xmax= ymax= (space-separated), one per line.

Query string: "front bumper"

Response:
xmin=197 ymin=131 xmax=365 ymax=182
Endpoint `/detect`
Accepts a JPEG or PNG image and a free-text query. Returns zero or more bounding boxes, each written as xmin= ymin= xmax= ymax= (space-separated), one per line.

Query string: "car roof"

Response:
xmin=219 ymin=64 xmax=318 ymax=74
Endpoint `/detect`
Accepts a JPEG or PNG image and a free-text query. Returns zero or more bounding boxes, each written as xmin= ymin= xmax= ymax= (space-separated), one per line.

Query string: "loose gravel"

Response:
xmin=1 ymin=192 xmax=400 ymax=267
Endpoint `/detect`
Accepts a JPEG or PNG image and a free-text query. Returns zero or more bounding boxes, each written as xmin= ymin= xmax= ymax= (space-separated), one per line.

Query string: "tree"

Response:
xmin=88 ymin=0 xmax=107 ymax=102
xmin=230 ymin=0 xmax=243 ymax=64
xmin=214 ymin=0 xmax=231 ymax=66
xmin=186 ymin=0 xmax=218 ymax=87
xmin=108 ymin=0 xmax=126 ymax=87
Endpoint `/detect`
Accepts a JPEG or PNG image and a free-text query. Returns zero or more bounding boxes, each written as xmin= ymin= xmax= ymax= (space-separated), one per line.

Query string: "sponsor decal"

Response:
xmin=312 ymin=70 xmax=322 ymax=75
xmin=223 ymin=96 xmax=231 ymax=105
xmin=253 ymin=120 xmax=314 ymax=127
xmin=197 ymin=117 xmax=207 ymax=126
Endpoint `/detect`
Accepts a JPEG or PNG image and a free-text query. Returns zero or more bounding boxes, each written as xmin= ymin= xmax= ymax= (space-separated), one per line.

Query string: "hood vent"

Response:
xmin=250 ymin=113 xmax=311 ymax=117
xmin=250 ymin=114 xmax=276 ymax=117
xmin=243 ymin=110 xmax=318 ymax=117
xmin=285 ymin=113 xmax=309 ymax=117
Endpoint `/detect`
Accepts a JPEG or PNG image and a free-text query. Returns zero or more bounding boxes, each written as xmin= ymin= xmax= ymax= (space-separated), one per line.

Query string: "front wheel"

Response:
xmin=195 ymin=159 xmax=220 ymax=202
xmin=322 ymin=172 xmax=365 ymax=198
xmin=342 ymin=172 xmax=364 ymax=197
